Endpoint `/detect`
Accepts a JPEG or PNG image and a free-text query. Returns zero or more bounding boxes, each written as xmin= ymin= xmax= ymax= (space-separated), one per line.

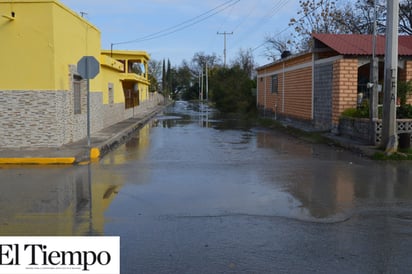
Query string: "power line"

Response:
xmin=251 ymin=1 xmax=324 ymax=53
xmin=229 ymin=0 xmax=290 ymax=52
xmin=112 ymin=0 xmax=240 ymax=46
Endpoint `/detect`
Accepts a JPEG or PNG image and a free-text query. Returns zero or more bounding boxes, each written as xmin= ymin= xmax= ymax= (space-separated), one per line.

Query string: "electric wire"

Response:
xmin=113 ymin=0 xmax=240 ymax=46
xmin=207 ymin=0 xmax=238 ymax=49
xmin=228 ymin=0 xmax=290 ymax=51
xmin=251 ymin=0 xmax=325 ymax=53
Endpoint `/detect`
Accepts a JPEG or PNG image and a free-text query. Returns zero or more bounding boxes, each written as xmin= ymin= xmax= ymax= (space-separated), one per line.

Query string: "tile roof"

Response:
xmin=312 ymin=33 xmax=412 ymax=56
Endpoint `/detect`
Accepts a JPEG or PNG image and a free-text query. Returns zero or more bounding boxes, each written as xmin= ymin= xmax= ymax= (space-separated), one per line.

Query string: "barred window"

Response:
xmin=74 ymin=79 xmax=81 ymax=114
xmin=108 ymin=83 xmax=114 ymax=106
xmin=271 ymin=75 xmax=278 ymax=94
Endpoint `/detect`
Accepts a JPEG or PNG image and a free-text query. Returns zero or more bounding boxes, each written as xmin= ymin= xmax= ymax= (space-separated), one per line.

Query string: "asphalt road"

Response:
xmin=1 ymin=101 xmax=412 ymax=273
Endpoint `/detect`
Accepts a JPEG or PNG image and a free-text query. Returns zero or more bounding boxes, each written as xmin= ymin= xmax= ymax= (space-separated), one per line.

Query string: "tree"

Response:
xmin=162 ymin=59 xmax=166 ymax=94
xmin=288 ymin=0 xmax=344 ymax=51
xmin=148 ymin=59 xmax=162 ymax=92
xmin=161 ymin=59 xmax=173 ymax=97
xmin=337 ymin=0 xmax=410 ymax=35
xmin=166 ymin=59 xmax=173 ymax=96
xmin=263 ymin=35 xmax=293 ymax=62
xmin=400 ymin=0 xmax=412 ymax=34
xmin=285 ymin=0 xmax=411 ymax=52
xmin=177 ymin=61 xmax=199 ymax=100
xmin=191 ymin=52 xmax=220 ymax=73
xmin=209 ymin=65 xmax=256 ymax=113
xmin=231 ymin=48 xmax=257 ymax=79
xmin=208 ymin=50 xmax=257 ymax=114
xmin=331 ymin=0 xmax=386 ymax=35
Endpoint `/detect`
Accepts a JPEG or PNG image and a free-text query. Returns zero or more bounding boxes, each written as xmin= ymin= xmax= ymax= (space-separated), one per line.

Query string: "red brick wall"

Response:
xmin=283 ymin=67 xmax=312 ymax=120
xmin=332 ymin=59 xmax=358 ymax=126
xmin=404 ymin=60 xmax=412 ymax=105
xmin=257 ymin=53 xmax=312 ymax=120
xmin=257 ymin=69 xmax=282 ymax=113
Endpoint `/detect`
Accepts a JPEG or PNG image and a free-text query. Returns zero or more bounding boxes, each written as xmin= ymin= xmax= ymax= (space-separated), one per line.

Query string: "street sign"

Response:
xmin=77 ymin=56 xmax=100 ymax=148
xmin=77 ymin=56 xmax=100 ymax=79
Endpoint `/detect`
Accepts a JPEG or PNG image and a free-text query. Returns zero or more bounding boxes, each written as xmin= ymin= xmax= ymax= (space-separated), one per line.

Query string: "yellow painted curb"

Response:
xmin=90 ymin=147 xmax=101 ymax=159
xmin=0 ymin=157 xmax=76 ymax=165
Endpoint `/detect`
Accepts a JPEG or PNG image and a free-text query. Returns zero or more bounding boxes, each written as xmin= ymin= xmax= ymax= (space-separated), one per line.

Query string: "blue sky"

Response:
xmin=60 ymin=0 xmax=300 ymax=66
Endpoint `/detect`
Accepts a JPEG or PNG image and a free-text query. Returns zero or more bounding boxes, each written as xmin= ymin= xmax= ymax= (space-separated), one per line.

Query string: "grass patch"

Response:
xmin=372 ymin=148 xmax=412 ymax=160
xmin=256 ymin=118 xmax=334 ymax=145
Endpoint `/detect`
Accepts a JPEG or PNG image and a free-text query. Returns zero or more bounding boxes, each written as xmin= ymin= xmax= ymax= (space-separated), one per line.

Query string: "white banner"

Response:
xmin=0 ymin=237 xmax=119 ymax=274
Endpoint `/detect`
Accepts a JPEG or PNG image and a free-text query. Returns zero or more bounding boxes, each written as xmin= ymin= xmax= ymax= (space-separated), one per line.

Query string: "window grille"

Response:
xmin=74 ymin=80 xmax=81 ymax=114
xmin=271 ymin=75 xmax=278 ymax=93
xmin=108 ymin=83 xmax=114 ymax=106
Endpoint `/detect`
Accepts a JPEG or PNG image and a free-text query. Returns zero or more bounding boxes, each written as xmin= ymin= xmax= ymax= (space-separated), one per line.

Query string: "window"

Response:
xmin=108 ymin=83 xmax=114 ymax=106
xmin=271 ymin=74 xmax=278 ymax=93
xmin=73 ymin=77 xmax=82 ymax=114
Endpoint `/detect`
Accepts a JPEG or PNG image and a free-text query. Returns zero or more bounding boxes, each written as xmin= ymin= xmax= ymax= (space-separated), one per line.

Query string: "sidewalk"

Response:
xmin=278 ymin=117 xmax=380 ymax=158
xmin=0 ymin=103 xmax=166 ymax=165
xmin=322 ymin=133 xmax=380 ymax=158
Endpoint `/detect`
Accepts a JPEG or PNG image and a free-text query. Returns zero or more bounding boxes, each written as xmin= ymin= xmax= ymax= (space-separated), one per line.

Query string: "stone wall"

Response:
xmin=0 ymin=88 xmax=163 ymax=148
xmin=313 ymin=63 xmax=333 ymax=130
xmin=103 ymin=103 xmax=126 ymax=129
xmin=0 ymin=90 xmax=104 ymax=148
xmin=339 ymin=117 xmax=412 ymax=146
xmin=338 ymin=117 xmax=371 ymax=143
xmin=0 ymin=90 xmax=69 ymax=148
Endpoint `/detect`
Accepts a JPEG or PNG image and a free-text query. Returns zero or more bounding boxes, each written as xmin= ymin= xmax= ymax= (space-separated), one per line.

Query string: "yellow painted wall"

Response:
xmin=0 ymin=1 xmax=55 ymax=90
xmin=51 ymin=1 xmax=102 ymax=91
xmin=100 ymin=66 xmax=126 ymax=104
xmin=0 ymin=0 xmax=101 ymax=91
xmin=0 ymin=0 xmax=150 ymax=105
xmin=101 ymin=50 xmax=151 ymax=104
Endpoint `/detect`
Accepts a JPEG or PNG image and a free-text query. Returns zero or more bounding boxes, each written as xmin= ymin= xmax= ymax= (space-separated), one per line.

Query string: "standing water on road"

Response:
xmin=1 ymin=101 xmax=412 ymax=273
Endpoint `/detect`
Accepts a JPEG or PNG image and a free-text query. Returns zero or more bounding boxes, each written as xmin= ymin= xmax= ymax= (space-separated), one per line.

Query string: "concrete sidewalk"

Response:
xmin=0 ymin=103 xmax=166 ymax=165
xmin=279 ymin=117 xmax=380 ymax=158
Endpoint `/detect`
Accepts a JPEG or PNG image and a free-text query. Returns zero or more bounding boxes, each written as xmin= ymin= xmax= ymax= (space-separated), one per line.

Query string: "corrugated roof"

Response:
xmin=312 ymin=33 xmax=412 ymax=56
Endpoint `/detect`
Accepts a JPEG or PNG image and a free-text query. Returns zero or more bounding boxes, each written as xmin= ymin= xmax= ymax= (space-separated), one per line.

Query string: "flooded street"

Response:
xmin=1 ymin=101 xmax=412 ymax=273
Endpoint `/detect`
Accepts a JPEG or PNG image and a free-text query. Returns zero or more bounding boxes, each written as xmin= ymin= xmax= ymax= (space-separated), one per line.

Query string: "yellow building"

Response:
xmin=0 ymin=0 xmax=151 ymax=148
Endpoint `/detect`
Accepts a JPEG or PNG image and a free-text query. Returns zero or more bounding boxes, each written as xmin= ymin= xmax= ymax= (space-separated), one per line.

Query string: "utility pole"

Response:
xmin=205 ymin=63 xmax=209 ymax=101
xmin=382 ymin=0 xmax=399 ymax=153
xmin=200 ymin=68 xmax=204 ymax=101
xmin=198 ymin=72 xmax=201 ymax=101
xmin=217 ymin=31 xmax=233 ymax=67
xmin=369 ymin=0 xmax=379 ymax=144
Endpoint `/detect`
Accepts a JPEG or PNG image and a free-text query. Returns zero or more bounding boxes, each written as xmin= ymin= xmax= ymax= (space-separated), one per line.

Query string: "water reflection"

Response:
xmin=0 ymin=124 xmax=154 ymax=235
xmin=255 ymin=129 xmax=412 ymax=220
xmin=1 ymin=101 xmax=412 ymax=238
xmin=0 ymin=163 xmax=128 ymax=235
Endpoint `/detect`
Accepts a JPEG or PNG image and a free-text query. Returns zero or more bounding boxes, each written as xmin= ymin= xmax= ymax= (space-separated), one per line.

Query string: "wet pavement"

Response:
xmin=1 ymin=101 xmax=412 ymax=273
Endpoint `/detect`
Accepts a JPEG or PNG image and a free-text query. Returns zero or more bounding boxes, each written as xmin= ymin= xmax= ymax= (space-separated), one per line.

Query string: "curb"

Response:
xmin=81 ymin=105 xmax=164 ymax=163
xmin=0 ymin=157 xmax=76 ymax=165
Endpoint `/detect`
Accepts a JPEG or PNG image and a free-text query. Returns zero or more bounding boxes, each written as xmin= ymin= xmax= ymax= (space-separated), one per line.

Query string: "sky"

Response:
xmin=60 ymin=0 xmax=301 ymax=67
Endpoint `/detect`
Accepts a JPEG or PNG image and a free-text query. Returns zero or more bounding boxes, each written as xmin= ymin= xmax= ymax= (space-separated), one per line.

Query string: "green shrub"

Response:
xmin=341 ymin=103 xmax=369 ymax=118
xmin=341 ymin=108 xmax=358 ymax=117
xmin=398 ymin=80 xmax=412 ymax=106
xmin=397 ymin=104 xmax=412 ymax=119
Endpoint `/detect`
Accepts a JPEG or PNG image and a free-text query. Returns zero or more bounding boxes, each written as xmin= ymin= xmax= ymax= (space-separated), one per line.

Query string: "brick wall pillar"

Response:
xmin=403 ymin=60 xmax=412 ymax=105
xmin=331 ymin=59 xmax=358 ymax=129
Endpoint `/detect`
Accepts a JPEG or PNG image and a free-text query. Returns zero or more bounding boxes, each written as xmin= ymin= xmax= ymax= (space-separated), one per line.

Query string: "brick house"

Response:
xmin=256 ymin=34 xmax=412 ymax=132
